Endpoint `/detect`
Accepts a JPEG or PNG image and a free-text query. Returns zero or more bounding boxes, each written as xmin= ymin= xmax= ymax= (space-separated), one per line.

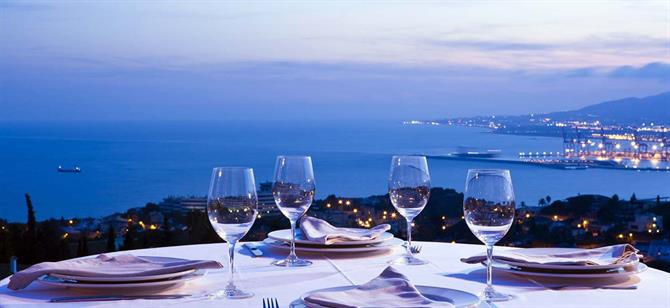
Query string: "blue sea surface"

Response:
xmin=0 ymin=121 xmax=668 ymax=222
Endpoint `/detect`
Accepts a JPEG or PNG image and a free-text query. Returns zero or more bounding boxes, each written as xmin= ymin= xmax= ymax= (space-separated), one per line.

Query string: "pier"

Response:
xmin=426 ymin=154 xmax=670 ymax=172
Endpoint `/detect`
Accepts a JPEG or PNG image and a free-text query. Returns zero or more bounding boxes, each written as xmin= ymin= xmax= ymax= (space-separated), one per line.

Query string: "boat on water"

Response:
xmin=451 ymin=147 xmax=502 ymax=158
xmin=58 ymin=166 xmax=81 ymax=173
xmin=561 ymin=164 xmax=588 ymax=170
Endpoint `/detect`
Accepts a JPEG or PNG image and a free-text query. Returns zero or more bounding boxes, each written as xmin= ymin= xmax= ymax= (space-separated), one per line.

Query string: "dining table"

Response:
xmin=1 ymin=241 xmax=669 ymax=307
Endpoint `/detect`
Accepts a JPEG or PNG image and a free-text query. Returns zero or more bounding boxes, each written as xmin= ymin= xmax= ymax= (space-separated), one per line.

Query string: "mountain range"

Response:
xmin=439 ymin=91 xmax=670 ymax=127
xmin=544 ymin=91 xmax=670 ymax=125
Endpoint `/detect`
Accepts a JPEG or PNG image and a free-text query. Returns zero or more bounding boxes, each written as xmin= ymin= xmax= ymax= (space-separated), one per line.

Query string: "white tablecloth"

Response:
xmin=1 ymin=242 xmax=669 ymax=307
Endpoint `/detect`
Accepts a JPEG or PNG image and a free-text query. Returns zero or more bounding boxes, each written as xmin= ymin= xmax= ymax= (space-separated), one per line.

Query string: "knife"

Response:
xmin=243 ymin=243 xmax=263 ymax=257
xmin=50 ymin=294 xmax=191 ymax=302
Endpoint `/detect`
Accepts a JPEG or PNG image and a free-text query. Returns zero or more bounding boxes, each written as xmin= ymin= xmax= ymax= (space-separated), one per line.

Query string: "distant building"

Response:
xmin=178 ymin=198 xmax=207 ymax=212
xmin=258 ymin=182 xmax=278 ymax=213
xmin=101 ymin=214 xmax=130 ymax=234
xmin=628 ymin=213 xmax=663 ymax=233
xmin=156 ymin=182 xmax=280 ymax=216
xmin=148 ymin=211 xmax=164 ymax=224
xmin=648 ymin=240 xmax=670 ymax=260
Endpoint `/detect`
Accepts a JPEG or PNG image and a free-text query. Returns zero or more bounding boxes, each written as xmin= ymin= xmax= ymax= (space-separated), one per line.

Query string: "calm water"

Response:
xmin=0 ymin=121 xmax=668 ymax=222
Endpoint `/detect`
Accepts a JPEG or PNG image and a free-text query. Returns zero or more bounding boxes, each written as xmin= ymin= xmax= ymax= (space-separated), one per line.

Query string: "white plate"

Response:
xmin=263 ymin=237 xmax=402 ymax=253
xmin=37 ymin=270 xmax=205 ymax=290
xmin=299 ymin=285 xmax=480 ymax=308
xmin=48 ymin=256 xmax=198 ymax=283
xmin=268 ymin=229 xmax=394 ymax=247
xmin=495 ymin=248 xmax=638 ymax=271
xmin=50 ymin=269 xmax=196 ymax=283
xmin=492 ymin=262 xmax=647 ymax=279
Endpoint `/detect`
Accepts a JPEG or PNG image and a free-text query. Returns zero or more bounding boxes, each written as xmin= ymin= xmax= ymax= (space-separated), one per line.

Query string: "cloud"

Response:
xmin=608 ymin=62 xmax=670 ymax=81
xmin=423 ymin=39 xmax=553 ymax=51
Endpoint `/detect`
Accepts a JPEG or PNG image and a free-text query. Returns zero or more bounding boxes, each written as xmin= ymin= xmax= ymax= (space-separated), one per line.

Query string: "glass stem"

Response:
xmin=485 ymin=244 xmax=493 ymax=289
xmin=289 ymin=220 xmax=298 ymax=260
xmin=406 ymin=218 xmax=413 ymax=256
xmin=227 ymin=241 xmax=236 ymax=289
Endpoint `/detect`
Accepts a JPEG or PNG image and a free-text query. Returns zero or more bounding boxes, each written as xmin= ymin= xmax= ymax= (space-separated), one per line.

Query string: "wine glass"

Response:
xmin=463 ymin=169 xmax=515 ymax=302
xmin=388 ymin=155 xmax=430 ymax=265
xmin=271 ymin=155 xmax=315 ymax=267
xmin=207 ymin=167 xmax=258 ymax=299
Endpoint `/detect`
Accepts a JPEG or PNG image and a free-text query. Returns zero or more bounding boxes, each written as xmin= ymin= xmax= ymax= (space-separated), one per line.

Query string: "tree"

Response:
xmin=538 ymin=198 xmax=546 ymax=206
xmin=106 ymin=225 xmax=116 ymax=252
xmin=122 ymin=223 xmax=137 ymax=250
xmin=76 ymin=236 xmax=89 ymax=257
xmin=630 ymin=193 xmax=637 ymax=203
xmin=612 ymin=194 xmax=620 ymax=202
xmin=21 ymin=193 xmax=38 ymax=263
xmin=0 ymin=219 xmax=10 ymax=262
xmin=657 ymin=195 xmax=661 ymax=205
xmin=162 ymin=216 xmax=173 ymax=246
xmin=58 ymin=238 xmax=71 ymax=260
xmin=545 ymin=196 xmax=552 ymax=204
xmin=25 ymin=193 xmax=36 ymax=237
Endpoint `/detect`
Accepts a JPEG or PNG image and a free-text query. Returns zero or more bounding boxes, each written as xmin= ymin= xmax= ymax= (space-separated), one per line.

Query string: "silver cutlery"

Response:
xmin=263 ymin=297 xmax=280 ymax=308
xmin=50 ymin=294 xmax=191 ymax=303
xmin=409 ymin=245 xmax=422 ymax=254
xmin=244 ymin=242 xmax=264 ymax=257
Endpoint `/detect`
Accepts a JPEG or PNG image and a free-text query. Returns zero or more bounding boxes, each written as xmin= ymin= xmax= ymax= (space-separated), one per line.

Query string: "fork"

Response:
xmin=409 ymin=245 xmax=422 ymax=254
xmin=263 ymin=297 xmax=279 ymax=308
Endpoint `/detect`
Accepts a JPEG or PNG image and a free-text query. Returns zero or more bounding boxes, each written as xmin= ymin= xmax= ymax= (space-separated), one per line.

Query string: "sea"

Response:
xmin=1 ymin=121 xmax=668 ymax=222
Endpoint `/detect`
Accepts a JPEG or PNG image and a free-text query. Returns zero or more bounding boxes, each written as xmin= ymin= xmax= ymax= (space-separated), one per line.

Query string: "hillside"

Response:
xmin=546 ymin=91 xmax=670 ymax=125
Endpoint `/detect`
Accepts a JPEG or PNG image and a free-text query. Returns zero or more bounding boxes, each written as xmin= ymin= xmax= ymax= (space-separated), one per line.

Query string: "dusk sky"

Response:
xmin=1 ymin=0 xmax=668 ymax=121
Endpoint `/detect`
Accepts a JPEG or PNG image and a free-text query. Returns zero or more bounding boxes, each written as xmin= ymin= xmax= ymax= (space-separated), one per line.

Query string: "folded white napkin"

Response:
xmin=461 ymin=244 xmax=639 ymax=266
xmin=303 ymin=266 xmax=454 ymax=308
xmin=300 ymin=216 xmax=391 ymax=245
xmin=8 ymin=254 xmax=223 ymax=290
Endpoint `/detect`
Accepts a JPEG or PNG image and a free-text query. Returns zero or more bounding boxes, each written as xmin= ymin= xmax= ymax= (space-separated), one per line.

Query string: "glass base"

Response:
xmin=390 ymin=254 xmax=429 ymax=265
xmin=209 ymin=287 xmax=254 ymax=299
xmin=480 ymin=286 xmax=513 ymax=302
xmin=272 ymin=258 xmax=312 ymax=267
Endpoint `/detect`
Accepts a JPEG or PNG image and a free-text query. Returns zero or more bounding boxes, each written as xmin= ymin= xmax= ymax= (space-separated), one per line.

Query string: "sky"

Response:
xmin=1 ymin=0 xmax=669 ymax=121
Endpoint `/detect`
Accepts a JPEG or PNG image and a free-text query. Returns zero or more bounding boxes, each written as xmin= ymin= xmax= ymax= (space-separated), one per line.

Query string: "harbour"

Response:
xmin=426 ymin=154 xmax=670 ymax=172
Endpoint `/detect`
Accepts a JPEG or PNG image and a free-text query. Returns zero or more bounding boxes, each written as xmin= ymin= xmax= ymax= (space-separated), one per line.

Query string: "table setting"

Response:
xmin=262 ymin=216 xmax=401 ymax=255
xmin=0 ymin=155 xmax=666 ymax=307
